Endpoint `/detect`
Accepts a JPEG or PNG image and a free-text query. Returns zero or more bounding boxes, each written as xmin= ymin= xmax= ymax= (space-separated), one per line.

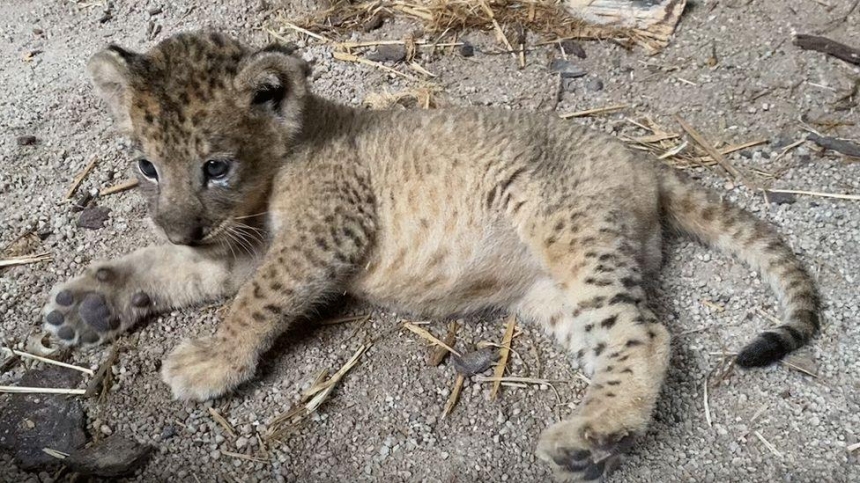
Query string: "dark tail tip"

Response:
xmin=735 ymin=332 xmax=791 ymax=368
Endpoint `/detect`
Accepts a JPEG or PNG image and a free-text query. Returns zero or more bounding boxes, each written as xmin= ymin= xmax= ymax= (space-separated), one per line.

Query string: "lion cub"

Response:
xmin=42 ymin=31 xmax=818 ymax=481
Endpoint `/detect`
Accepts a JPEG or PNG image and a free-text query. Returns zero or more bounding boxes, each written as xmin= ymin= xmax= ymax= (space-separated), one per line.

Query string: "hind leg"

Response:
xmin=514 ymin=213 xmax=670 ymax=481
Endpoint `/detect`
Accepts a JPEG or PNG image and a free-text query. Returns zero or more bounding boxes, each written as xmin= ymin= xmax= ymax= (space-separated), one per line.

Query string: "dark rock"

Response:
xmin=459 ymin=41 xmax=474 ymax=58
xmin=160 ymin=425 xmax=176 ymax=440
xmin=549 ymin=59 xmax=586 ymax=79
xmin=559 ymin=40 xmax=586 ymax=59
xmin=452 ymin=347 xmax=500 ymax=377
xmin=771 ymin=136 xmax=795 ymax=150
xmin=64 ymin=434 xmax=154 ymax=477
xmin=765 ymin=190 xmax=797 ymax=205
xmin=77 ymin=205 xmax=110 ymax=230
xmin=739 ymin=150 xmax=753 ymax=159
xmin=562 ymin=78 xmax=577 ymax=92
xmin=366 ymin=45 xmax=407 ymax=63
xmin=0 ymin=367 xmax=86 ymax=470
xmin=362 ymin=13 xmax=384 ymax=32
xmin=71 ymin=192 xmax=93 ymax=213
xmin=17 ymin=135 xmax=37 ymax=146
xmin=586 ymin=78 xmax=604 ymax=92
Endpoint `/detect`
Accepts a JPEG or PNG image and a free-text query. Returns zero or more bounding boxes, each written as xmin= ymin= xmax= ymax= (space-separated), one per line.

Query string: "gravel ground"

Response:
xmin=1 ymin=1 xmax=859 ymax=482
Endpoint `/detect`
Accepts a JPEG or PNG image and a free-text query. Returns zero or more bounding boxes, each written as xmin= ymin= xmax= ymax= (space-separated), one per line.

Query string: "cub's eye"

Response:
xmin=138 ymin=159 xmax=158 ymax=180
xmin=204 ymin=159 xmax=231 ymax=180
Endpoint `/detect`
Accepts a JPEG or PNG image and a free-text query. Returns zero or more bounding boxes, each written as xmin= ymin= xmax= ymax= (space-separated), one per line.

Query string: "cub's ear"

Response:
xmin=234 ymin=45 xmax=310 ymax=118
xmin=86 ymin=45 xmax=141 ymax=132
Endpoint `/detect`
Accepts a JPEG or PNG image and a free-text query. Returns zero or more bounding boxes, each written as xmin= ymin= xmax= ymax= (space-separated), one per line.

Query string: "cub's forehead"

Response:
xmin=130 ymin=31 xmax=247 ymax=94
xmin=125 ymin=33 xmax=250 ymax=148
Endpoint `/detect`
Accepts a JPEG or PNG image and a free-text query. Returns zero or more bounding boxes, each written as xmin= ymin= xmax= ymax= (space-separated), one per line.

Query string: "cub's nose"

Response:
xmin=164 ymin=225 xmax=205 ymax=246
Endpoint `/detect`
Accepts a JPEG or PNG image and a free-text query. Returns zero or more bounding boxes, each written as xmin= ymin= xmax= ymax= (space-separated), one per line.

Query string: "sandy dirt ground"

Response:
xmin=1 ymin=1 xmax=859 ymax=482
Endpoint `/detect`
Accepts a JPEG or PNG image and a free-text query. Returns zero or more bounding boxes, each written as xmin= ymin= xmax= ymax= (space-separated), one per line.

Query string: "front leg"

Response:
xmin=42 ymin=244 xmax=254 ymax=347
xmin=161 ymin=164 xmax=376 ymax=400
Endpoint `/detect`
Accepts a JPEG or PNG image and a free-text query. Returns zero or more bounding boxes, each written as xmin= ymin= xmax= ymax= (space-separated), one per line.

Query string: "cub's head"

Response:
xmin=87 ymin=31 xmax=310 ymax=245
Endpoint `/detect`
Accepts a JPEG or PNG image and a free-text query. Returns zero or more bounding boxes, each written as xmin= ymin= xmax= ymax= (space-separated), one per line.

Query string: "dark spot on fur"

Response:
xmin=621 ymin=368 xmax=633 ymax=374
xmin=609 ymin=293 xmax=640 ymax=305
xmin=620 ymin=277 xmax=638 ymax=289
xmin=594 ymin=343 xmax=606 ymax=356
xmin=585 ymin=324 xmax=593 ymax=332
xmin=626 ymin=339 xmax=643 ymax=347
xmin=601 ymin=315 xmax=618 ymax=329
xmin=251 ymin=312 xmax=266 ymax=322
xmin=580 ymin=296 xmax=606 ymax=310
xmin=607 ymin=380 xmax=621 ymax=386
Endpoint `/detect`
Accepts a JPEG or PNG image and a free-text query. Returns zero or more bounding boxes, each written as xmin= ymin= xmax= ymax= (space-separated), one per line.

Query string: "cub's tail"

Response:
xmin=658 ymin=168 xmax=819 ymax=367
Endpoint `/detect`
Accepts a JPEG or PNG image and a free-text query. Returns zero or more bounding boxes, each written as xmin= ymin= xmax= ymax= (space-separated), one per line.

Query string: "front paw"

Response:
xmin=42 ymin=264 xmax=153 ymax=347
xmin=537 ymin=416 xmax=636 ymax=482
xmin=161 ymin=337 xmax=254 ymax=401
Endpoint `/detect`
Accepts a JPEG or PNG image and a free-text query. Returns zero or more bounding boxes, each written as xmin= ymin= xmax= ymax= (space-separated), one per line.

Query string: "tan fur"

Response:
xmin=42 ymin=32 xmax=818 ymax=481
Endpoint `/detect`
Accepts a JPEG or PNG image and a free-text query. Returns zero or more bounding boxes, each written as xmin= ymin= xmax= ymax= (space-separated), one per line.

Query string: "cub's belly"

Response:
xmin=347 ymin=223 xmax=541 ymax=316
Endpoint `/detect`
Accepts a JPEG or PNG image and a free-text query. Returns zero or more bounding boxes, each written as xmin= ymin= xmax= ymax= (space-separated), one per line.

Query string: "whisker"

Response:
xmin=234 ymin=225 xmax=266 ymax=244
xmin=228 ymin=225 xmax=256 ymax=259
xmin=233 ymin=211 xmax=271 ymax=220
xmin=219 ymin=233 xmax=239 ymax=261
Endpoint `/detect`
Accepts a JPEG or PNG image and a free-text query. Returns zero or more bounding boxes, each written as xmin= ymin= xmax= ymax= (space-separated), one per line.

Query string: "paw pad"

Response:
xmin=79 ymin=293 xmax=116 ymax=332
xmin=45 ymin=310 xmax=64 ymax=326
xmin=55 ymin=290 xmax=74 ymax=306
xmin=131 ymin=292 xmax=151 ymax=308
xmin=42 ymin=268 xmax=152 ymax=348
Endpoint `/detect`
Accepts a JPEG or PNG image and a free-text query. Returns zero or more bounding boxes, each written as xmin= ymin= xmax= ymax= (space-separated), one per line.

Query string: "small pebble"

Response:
xmin=17 ymin=135 xmax=37 ymax=146
xmin=366 ymin=45 xmax=406 ymax=63
xmin=459 ymin=42 xmax=474 ymax=58
xmin=586 ymin=78 xmax=604 ymax=92
xmin=559 ymin=39 xmax=586 ymax=59
xmin=160 ymin=425 xmax=177 ymax=440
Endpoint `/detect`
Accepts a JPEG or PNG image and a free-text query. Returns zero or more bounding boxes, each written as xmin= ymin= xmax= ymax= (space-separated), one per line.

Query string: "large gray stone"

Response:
xmin=0 ymin=366 xmax=86 ymax=470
